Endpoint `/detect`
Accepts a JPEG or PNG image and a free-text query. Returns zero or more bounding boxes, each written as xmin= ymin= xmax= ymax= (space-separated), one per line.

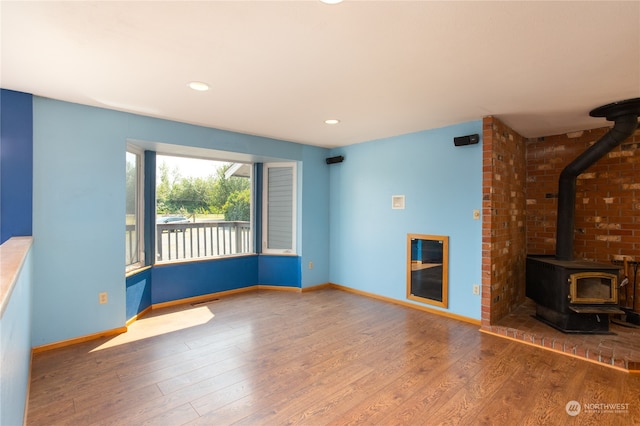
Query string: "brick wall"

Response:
xmin=526 ymin=127 xmax=640 ymax=262
xmin=526 ymin=126 xmax=640 ymax=313
xmin=481 ymin=117 xmax=527 ymax=326
xmin=481 ymin=118 xmax=640 ymax=327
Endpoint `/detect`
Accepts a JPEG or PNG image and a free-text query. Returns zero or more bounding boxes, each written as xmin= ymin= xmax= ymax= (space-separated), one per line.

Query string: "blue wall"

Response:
xmin=127 ymin=254 xmax=303 ymax=318
xmin=258 ymin=255 xmax=301 ymax=287
xmin=328 ymin=122 xmax=483 ymax=320
xmin=31 ymin=97 xmax=331 ymax=345
xmin=32 ymin=100 xmax=127 ymax=346
xmin=125 ymin=269 xmax=152 ymax=320
xmin=0 ymin=89 xmax=33 ymax=244
xmin=10 ymin=90 xmax=480 ymax=348
xmin=300 ymin=145 xmax=331 ymax=288
xmin=3 ymin=89 xmax=484 ymax=424
xmin=0 ymin=243 xmax=33 ymax=426
xmin=152 ymin=256 xmax=259 ymax=304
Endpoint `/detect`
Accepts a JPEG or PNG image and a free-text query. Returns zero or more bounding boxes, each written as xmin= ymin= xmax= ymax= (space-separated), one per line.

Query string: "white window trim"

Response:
xmin=262 ymin=162 xmax=297 ymax=255
xmin=126 ymin=144 xmax=145 ymax=271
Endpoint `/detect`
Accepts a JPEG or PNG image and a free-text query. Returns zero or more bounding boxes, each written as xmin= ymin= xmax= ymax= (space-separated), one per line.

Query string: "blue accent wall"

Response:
xmin=0 ymin=243 xmax=33 ymax=426
xmin=152 ymin=256 xmax=259 ymax=304
xmin=125 ymin=269 xmax=152 ymax=320
xmin=328 ymin=121 xmax=483 ymax=320
xmin=258 ymin=255 xmax=301 ymax=287
xmin=0 ymin=89 xmax=33 ymax=244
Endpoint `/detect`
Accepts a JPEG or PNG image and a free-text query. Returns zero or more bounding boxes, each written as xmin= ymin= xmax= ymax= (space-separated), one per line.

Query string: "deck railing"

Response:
xmin=156 ymin=221 xmax=251 ymax=261
xmin=125 ymin=224 xmax=137 ymax=266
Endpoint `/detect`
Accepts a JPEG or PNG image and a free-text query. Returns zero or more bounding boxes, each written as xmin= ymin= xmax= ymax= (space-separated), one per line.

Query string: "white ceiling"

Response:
xmin=2 ymin=1 xmax=639 ymax=148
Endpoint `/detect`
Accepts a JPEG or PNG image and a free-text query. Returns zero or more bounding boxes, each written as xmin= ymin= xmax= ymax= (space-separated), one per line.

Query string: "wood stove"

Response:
xmin=526 ymin=98 xmax=640 ymax=334
xmin=527 ymin=256 xmax=622 ymax=333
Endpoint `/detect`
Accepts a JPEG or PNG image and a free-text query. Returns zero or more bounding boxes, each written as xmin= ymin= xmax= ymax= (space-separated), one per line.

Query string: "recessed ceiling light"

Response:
xmin=325 ymin=119 xmax=340 ymax=125
xmin=320 ymin=0 xmax=344 ymax=4
xmin=188 ymin=81 xmax=210 ymax=91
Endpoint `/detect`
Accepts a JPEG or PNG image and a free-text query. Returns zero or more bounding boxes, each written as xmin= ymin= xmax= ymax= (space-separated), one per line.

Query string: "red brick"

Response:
xmin=482 ymin=119 xmax=638 ymax=327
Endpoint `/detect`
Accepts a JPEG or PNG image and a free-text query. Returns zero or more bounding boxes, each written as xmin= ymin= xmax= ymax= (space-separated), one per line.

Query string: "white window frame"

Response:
xmin=262 ymin=162 xmax=297 ymax=255
xmin=126 ymin=145 xmax=145 ymax=272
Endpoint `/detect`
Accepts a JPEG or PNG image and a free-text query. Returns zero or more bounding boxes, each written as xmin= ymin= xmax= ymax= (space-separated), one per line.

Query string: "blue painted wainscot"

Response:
xmin=125 ymin=268 xmax=152 ymax=321
xmin=151 ymin=256 xmax=260 ymax=305
xmin=258 ymin=255 xmax=301 ymax=287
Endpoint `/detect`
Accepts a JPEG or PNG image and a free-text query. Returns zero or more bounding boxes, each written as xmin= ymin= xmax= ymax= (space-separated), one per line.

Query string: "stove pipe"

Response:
xmin=556 ymin=98 xmax=640 ymax=261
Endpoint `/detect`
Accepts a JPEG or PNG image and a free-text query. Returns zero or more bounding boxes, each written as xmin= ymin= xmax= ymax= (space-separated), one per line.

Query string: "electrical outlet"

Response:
xmin=309 ymin=261 xmax=314 ymax=270
xmin=472 ymin=284 xmax=480 ymax=295
xmin=99 ymin=292 xmax=108 ymax=304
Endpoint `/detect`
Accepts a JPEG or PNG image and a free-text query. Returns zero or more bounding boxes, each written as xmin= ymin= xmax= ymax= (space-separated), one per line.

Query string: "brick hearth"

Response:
xmin=483 ymin=299 xmax=640 ymax=373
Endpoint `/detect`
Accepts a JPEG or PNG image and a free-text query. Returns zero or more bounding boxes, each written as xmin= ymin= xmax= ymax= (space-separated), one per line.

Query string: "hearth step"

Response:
xmin=569 ymin=305 xmax=625 ymax=314
xmin=622 ymin=308 xmax=640 ymax=325
xmin=611 ymin=318 xmax=640 ymax=328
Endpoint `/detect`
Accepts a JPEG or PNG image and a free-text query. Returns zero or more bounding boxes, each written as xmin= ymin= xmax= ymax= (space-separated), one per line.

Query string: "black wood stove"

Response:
xmin=526 ymin=98 xmax=640 ymax=334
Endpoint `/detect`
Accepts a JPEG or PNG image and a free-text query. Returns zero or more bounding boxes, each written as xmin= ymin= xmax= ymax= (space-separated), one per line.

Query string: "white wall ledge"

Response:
xmin=0 ymin=236 xmax=33 ymax=317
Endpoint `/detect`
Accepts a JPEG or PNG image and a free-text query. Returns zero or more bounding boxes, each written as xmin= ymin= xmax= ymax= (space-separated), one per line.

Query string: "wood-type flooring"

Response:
xmin=27 ymin=288 xmax=640 ymax=425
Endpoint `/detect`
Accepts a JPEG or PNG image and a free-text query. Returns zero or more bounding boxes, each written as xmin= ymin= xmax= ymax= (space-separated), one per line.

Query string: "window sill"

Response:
xmin=125 ymin=265 xmax=152 ymax=278
xmin=154 ymin=253 xmax=258 ymax=267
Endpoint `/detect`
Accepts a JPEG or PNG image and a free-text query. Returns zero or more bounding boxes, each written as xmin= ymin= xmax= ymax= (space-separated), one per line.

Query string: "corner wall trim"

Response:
xmin=152 ymin=286 xmax=257 ymax=310
xmin=23 ymin=350 xmax=34 ymax=425
xmin=328 ymin=283 xmax=481 ymax=326
xmin=125 ymin=306 xmax=152 ymax=327
xmin=151 ymin=285 xmax=304 ymax=311
xmin=302 ymin=283 xmax=332 ymax=292
xmin=32 ymin=326 xmax=128 ymax=353
xmin=125 ymin=285 xmax=304 ymax=327
xmin=256 ymin=285 xmax=301 ymax=292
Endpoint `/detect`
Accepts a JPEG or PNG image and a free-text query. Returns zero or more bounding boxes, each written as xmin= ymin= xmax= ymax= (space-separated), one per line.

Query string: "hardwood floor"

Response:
xmin=27 ymin=288 xmax=640 ymax=425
